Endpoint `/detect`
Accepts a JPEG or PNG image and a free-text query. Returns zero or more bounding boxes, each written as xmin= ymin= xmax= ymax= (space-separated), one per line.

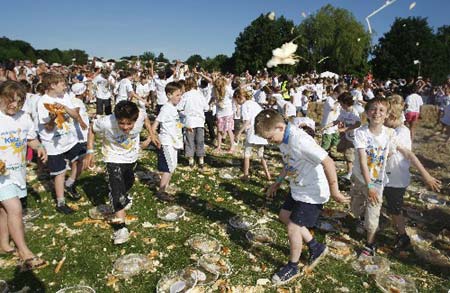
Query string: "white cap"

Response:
xmin=51 ymin=63 xmax=61 ymax=67
xmin=71 ymin=83 xmax=87 ymax=95
xmin=37 ymin=59 xmax=46 ymax=65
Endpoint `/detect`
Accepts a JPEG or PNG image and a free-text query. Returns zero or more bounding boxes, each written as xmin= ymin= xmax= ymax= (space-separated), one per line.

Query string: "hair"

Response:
xmin=165 ymin=81 xmax=180 ymax=97
xmin=333 ymin=85 xmax=346 ymax=95
xmin=35 ymin=83 xmax=45 ymax=95
xmin=0 ymin=80 xmax=27 ymax=109
xmin=184 ymin=77 xmax=197 ymax=91
xmin=254 ymin=109 xmax=285 ymax=137
xmin=199 ymin=79 xmax=209 ymax=89
xmin=114 ymin=100 xmax=139 ymax=121
xmin=301 ymin=126 xmax=315 ymax=138
xmin=364 ymin=96 xmax=390 ymax=113
xmin=233 ymin=88 xmax=252 ymax=104
xmin=337 ymin=92 xmax=354 ymax=107
xmin=41 ymin=72 xmax=65 ymax=91
xmin=213 ymin=77 xmax=227 ymax=103
xmin=386 ymin=94 xmax=404 ymax=126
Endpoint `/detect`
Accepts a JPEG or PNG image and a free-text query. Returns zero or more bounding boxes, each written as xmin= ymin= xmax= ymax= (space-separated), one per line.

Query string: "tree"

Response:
xmin=371 ymin=17 xmax=437 ymax=80
xmin=296 ymin=4 xmax=371 ymax=75
xmin=432 ymin=25 xmax=450 ymax=83
xmin=185 ymin=54 xmax=203 ymax=68
xmin=140 ymin=51 xmax=155 ymax=62
xmin=156 ymin=52 xmax=169 ymax=63
xmin=232 ymin=14 xmax=297 ymax=74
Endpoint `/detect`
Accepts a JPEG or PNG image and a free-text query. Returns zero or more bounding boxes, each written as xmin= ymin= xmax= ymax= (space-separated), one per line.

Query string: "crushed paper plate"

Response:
xmin=409 ymin=2 xmax=416 ymax=10
xmin=420 ymin=192 xmax=446 ymax=206
xmin=184 ymin=266 xmax=219 ymax=286
xmin=246 ymin=228 xmax=277 ymax=246
xmin=157 ymin=205 xmax=185 ymax=222
xmin=326 ymin=235 xmax=357 ymax=261
xmin=88 ymin=204 xmax=114 ymax=220
xmin=22 ymin=208 xmax=41 ymax=222
xmin=228 ymin=215 xmax=257 ymax=230
xmin=198 ymin=253 xmax=232 ymax=276
xmin=375 ymin=273 xmax=417 ymax=293
xmin=352 ymin=255 xmax=390 ymax=275
xmin=56 ymin=285 xmax=96 ymax=293
xmin=267 ymin=11 xmax=275 ymax=21
xmin=187 ymin=234 xmax=221 ymax=254
xmin=407 ymin=227 xmax=450 ymax=267
xmin=156 ymin=269 xmax=197 ymax=293
xmin=316 ymin=220 xmax=339 ymax=232
xmin=112 ymin=254 xmax=153 ymax=279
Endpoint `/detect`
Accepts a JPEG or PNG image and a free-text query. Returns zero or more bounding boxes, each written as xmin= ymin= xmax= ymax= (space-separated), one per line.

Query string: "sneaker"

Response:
xmin=394 ymin=234 xmax=411 ymax=251
xmin=155 ymin=191 xmax=175 ymax=202
xmin=308 ymin=244 xmax=328 ymax=270
xmin=188 ymin=158 xmax=194 ymax=167
xmin=272 ymin=263 xmax=300 ymax=285
xmin=198 ymin=157 xmax=204 ymax=166
xmin=66 ymin=185 xmax=81 ymax=201
xmin=356 ymin=220 xmax=365 ymax=235
xmin=359 ymin=244 xmax=376 ymax=257
xmin=55 ymin=203 xmax=75 ymax=215
xmin=124 ymin=197 xmax=133 ymax=210
xmin=113 ymin=227 xmax=130 ymax=245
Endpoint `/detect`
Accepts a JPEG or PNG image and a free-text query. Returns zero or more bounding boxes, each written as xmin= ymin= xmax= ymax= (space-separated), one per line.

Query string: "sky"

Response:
xmin=1 ymin=0 xmax=448 ymax=61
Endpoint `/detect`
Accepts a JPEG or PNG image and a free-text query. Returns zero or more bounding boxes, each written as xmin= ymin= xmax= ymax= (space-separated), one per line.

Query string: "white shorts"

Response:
xmin=244 ymin=143 xmax=265 ymax=158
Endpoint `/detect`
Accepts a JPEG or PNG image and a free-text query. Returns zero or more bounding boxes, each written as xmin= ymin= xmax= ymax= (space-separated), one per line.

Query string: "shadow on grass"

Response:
xmin=7 ymin=267 xmax=46 ymax=292
xmin=78 ymin=174 xmax=109 ymax=206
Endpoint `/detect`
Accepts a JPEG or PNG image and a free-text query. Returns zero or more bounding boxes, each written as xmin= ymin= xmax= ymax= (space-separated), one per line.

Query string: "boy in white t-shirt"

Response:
xmin=254 ymin=109 xmax=349 ymax=285
xmin=116 ymin=71 xmax=139 ymax=104
xmin=320 ymin=86 xmax=344 ymax=156
xmin=404 ymin=88 xmax=423 ymax=142
xmin=37 ymin=73 xmax=87 ymax=214
xmin=84 ymin=101 xmax=151 ymax=244
xmin=92 ymin=69 xmax=112 ymax=115
xmin=0 ymin=81 xmax=47 ymax=269
xmin=151 ymin=82 xmax=183 ymax=202
xmin=234 ymin=89 xmax=270 ymax=180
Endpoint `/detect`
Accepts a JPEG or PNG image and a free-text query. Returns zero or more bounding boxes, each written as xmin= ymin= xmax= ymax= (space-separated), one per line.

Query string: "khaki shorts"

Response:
xmin=350 ymin=178 xmax=383 ymax=234
xmin=336 ymin=135 xmax=355 ymax=162
xmin=244 ymin=143 xmax=265 ymax=158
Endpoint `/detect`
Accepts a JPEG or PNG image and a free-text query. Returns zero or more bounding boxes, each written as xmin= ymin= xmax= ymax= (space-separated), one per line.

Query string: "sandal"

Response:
xmin=22 ymin=256 xmax=47 ymax=270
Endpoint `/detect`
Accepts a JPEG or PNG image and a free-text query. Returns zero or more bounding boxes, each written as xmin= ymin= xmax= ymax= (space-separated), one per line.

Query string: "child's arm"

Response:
xmin=27 ymin=139 xmax=47 ymax=163
xmin=266 ymin=167 xmax=288 ymax=199
xmin=83 ymin=125 xmax=96 ymax=170
xmin=236 ymin=120 xmax=250 ymax=142
xmin=356 ymin=148 xmax=380 ymax=204
xmin=150 ymin=120 xmax=161 ymax=149
xmin=397 ymin=146 xmax=442 ymax=192
xmin=141 ymin=116 xmax=153 ymax=149
xmin=322 ymin=156 xmax=350 ymax=203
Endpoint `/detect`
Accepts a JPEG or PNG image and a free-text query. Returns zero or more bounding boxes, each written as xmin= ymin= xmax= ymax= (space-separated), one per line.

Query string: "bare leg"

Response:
xmin=159 ymin=172 xmax=172 ymax=192
xmin=242 ymin=156 xmax=250 ymax=178
xmin=279 ymin=209 xmax=291 ymax=226
xmin=215 ymin=131 xmax=223 ymax=152
xmin=261 ymin=157 xmax=271 ymax=180
xmin=227 ymin=130 xmax=235 ymax=153
xmin=392 ymin=214 xmax=406 ymax=235
xmin=54 ymin=172 xmax=66 ymax=200
xmin=287 ymin=221 xmax=303 ymax=263
xmin=0 ymin=205 xmax=14 ymax=252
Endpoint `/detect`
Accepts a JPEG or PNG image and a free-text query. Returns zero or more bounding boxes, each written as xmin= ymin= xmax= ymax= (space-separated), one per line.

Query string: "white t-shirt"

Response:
xmin=37 ymin=94 xmax=78 ymax=155
xmin=215 ymin=86 xmax=234 ymax=118
xmin=71 ymin=97 xmax=89 ymax=142
xmin=352 ymin=89 xmax=365 ymax=114
xmin=156 ymin=103 xmax=183 ymax=149
xmin=254 ymin=89 xmax=267 ymax=105
xmin=178 ymin=89 xmax=207 ymax=128
xmin=275 ymin=95 xmax=296 ymax=117
xmin=0 ymin=110 xmax=37 ymax=189
xmin=440 ymin=104 xmax=450 ymax=126
xmin=405 ymin=93 xmax=423 ymax=113
xmin=92 ymin=111 xmax=145 ymax=163
xmin=279 ymin=124 xmax=330 ymax=204
xmin=93 ymin=74 xmax=112 ymax=100
xmin=22 ymin=93 xmax=41 ymax=127
xmin=117 ymin=78 xmax=133 ymax=103
xmin=337 ymin=107 xmax=360 ymax=141
xmin=241 ymin=100 xmax=267 ymax=145
xmin=386 ymin=126 xmax=411 ymax=188
xmin=353 ymin=125 xmax=397 ymax=189
xmin=290 ymin=89 xmax=302 ymax=107
xmin=154 ymin=76 xmax=174 ymax=106
xmin=321 ymin=96 xmax=340 ymax=135
xmin=293 ymin=117 xmax=315 ymax=131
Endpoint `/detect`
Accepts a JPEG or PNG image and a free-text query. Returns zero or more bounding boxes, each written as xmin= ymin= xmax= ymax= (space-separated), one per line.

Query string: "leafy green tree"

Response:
xmin=140 ymin=51 xmax=155 ymax=62
xmin=185 ymin=54 xmax=203 ymax=68
xmin=296 ymin=4 xmax=370 ymax=75
xmin=371 ymin=17 xmax=437 ymax=80
xmin=156 ymin=52 xmax=169 ymax=63
xmin=432 ymin=25 xmax=450 ymax=83
xmin=232 ymin=14 xmax=297 ymax=74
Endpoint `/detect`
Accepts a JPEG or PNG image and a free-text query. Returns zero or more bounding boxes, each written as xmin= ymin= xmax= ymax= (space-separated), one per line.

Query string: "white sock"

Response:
xmin=65 ymin=178 xmax=75 ymax=187
xmin=57 ymin=197 xmax=65 ymax=206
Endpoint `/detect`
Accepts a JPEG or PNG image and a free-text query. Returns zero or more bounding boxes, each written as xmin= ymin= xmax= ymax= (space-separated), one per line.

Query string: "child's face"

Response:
xmin=117 ymin=118 xmax=136 ymax=134
xmin=51 ymin=81 xmax=67 ymax=96
xmin=366 ymin=102 xmax=388 ymax=125
xmin=168 ymin=89 xmax=182 ymax=106
xmin=262 ymin=123 xmax=285 ymax=144
xmin=0 ymin=94 xmax=24 ymax=116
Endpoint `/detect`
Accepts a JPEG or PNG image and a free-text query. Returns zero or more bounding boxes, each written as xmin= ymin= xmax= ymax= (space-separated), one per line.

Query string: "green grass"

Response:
xmin=1 ymin=143 xmax=449 ymax=293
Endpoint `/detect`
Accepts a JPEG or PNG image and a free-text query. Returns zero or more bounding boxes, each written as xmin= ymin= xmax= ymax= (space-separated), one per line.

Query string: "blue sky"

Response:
xmin=2 ymin=0 xmax=448 ymax=61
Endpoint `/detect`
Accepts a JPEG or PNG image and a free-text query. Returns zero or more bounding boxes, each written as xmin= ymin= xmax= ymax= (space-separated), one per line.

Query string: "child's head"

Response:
xmin=0 ymin=80 xmax=27 ymax=116
xmin=184 ymin=77 xmax=197 ymax=92
xmin=114 ymin=101 xmax=139 ymax=134
xmin=365 ymin=96 xmax=390 ymax=125
xmin=337 ymin=92 xmax=354 ymax=109
xmin=233 ymin=88 xmax=252 ymax=105
xmin=165 ymin=81 xmax=182 ymax=105
xmin=213 ymin=77 xmax=227 ymax=101
xmin=254 ymin=109 xmax=286 ymax=144
xmin=41 ymin=72 xmax=66 ymax=96
xmin=385 ymin=94 xmax=404 ymax=128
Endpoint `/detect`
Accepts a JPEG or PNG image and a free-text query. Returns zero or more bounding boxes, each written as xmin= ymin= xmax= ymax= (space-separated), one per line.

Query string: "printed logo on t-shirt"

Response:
xmin=366 ymin=146 xmax=386 ymax=184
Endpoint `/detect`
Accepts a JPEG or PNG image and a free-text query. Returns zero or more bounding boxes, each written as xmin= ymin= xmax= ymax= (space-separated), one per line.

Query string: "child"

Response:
xmin=37 ymin=72 xmax=87 ymax=214
xmin=404 ymin=87 xmax=423 ymax=142
xmin=177 ymin=77 xmax=208 ymax=167
xmin=84 ymin=101 xmax=151 ymax=244
xmin=213 ymin=77 xmax=236 ymax=153
xmin=151 ymin=82 xmax=183 ymax=201
xmin=234 ymin=89 xmax=270 ymax=180
xmin=135 ymin=74 xmax=151 ymax=113
xmin=320 ymin=85 xmax=344 ymax=156
xmin=350 ymin=97 xmax=440 ymax=256
xmin=254 ymin=109 xmax=349 ymax=285
xmin=92 ymin=69 xmax=112 ymax=115
xmin=383 ymin=95 xmax=441 ymax=250
xmin=0 ymin=81 xmax=47 ymax=269
xmin=323 ymin=92 xmax=361 ymax=180
xmin=116 ymin=71 xmax=139 ymax=104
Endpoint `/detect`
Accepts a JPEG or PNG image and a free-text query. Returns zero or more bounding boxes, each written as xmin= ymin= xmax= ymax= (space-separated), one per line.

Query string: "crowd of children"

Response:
xmin=0 ymin=59 xmax=448 ymax=284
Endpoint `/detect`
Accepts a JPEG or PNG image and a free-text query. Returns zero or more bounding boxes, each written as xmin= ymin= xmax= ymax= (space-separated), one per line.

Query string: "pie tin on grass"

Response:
xmin=55 ymin=286 xmax=96 ymax=293
xmin=351 ymin=255 xmax=390 ymax=275
xmin=420 ymin=192 xmax=447 ymax=206
xmin=228 ymin=215 xmax=257 ymax=230
xmin=325 ymin=234 xmax=357 ymax=261
xmin=88 ymin=204 xmax=114 ymax=220
xmin=156 ymin=269 xmax=197 ymax=293
xmin=112 ymin=254 xmax=153 ymax=279
xmin=183 ymin=266 xmax=219 ymax=286
xmin=198 ymin=253 xmax=232 ymax=276
xmin=374 ymin=273 xmax=417 ymax=293
xmin=407 ymin=227 xmax=450 ymax=267
xmin=186 ymin=234 xmax=221 ymax=254
xmin=246 ymin=227 xmax=277 ymax=246
xmin=157 ymin=205 xmax=185 ymax=222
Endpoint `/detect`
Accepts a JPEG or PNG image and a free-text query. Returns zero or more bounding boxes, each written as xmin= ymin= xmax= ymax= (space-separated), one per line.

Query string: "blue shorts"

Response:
xmin=0 ymin=184 xmax=27 ymax=202
xmin=281 ymin=194 xmax=323 ymax=228
xmin=47 ymin=143 xmax=86 ymax=176
xmin=157 ymin=147 xmax=170 ymax=173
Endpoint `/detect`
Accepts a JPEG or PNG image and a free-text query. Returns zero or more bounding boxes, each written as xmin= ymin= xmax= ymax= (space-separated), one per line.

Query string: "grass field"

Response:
xmin=1 ymin=123 xmax=449 ymax=293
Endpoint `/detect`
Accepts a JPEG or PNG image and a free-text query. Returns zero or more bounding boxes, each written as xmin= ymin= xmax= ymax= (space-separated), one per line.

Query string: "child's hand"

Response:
xmin=187 ymin=128 xmax=193 ymax=133
xmin=424 ymin=175 xmax=442 ymax=192
xmin=140 ymin=138 xmax=151 ymax=150
xmin=266 ymin=182 xmax=280 ymax=199
xmin=37 ymin=147 xmax=47 ymax=164
xmin=367 ymin=187 xmax=380 ymax=205
xmin=79 ymin=120 xmax=88 ymax=130
xmin=83 ymin=153 xmax=94 ymax=170
xmin=332 ymin=191 xmax=350 ymax=204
